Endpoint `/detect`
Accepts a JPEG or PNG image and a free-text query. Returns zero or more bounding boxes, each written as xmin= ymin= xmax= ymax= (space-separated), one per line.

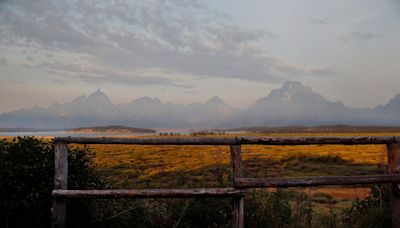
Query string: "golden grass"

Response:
xmin=75 ymin=132 xmax=395 ymax=189
xmin=3 ymin=132 xmax=396 ymax=214
xmin=306 ymin=187 xmax=370 ymax=200
xmin=81 ymin=131 xmax=399 ymax=214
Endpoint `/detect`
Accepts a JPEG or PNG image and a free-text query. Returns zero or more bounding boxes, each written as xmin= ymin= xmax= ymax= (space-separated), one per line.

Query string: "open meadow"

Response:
xmin=74 ymin=132 xmax=399 ymax=217
xmin=2 ymin=132 xmax=397 ymax=226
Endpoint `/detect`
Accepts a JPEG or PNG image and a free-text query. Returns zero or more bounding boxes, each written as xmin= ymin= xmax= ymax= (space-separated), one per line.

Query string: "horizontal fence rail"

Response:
xmin=239 ymin=136 xmax=399 ymax=145
xmin=235 ymin=174 xmax=400 ymax=188
xmin=54 ymin=137 xmax=237 ymax=145
xmin=51 ymin=136 xmax=400 ymax=228
xmin=54 ymin=136 xmax=399 ymax=145
xmin=52 ymin=188 xmax=245 ymax=199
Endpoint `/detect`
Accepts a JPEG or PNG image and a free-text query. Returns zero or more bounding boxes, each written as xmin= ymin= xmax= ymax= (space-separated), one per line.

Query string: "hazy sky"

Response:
xmin=0 ymin=0 xmax=399 ymax=112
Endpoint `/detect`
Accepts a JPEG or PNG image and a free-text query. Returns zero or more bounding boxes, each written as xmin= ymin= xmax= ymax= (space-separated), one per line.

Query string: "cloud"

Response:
xmin=273 ymin=62 xmax=337 ymax=76
xmin=0 ymin=57 xmax=7 ymax=66
xmin=351 ymin=32 xmax=379 ymax=40
xmin=310 ymin=18 xmax=328 ymax=25
xmin=36 ymin=60 xmax=190 ymax=88
xmin=341 ymin=32 xmax=379 ymax=42
xmin=0 ymin=0 xmax=334 ymax=86
xmin=25 ymin=56 xmax=34 ymax=62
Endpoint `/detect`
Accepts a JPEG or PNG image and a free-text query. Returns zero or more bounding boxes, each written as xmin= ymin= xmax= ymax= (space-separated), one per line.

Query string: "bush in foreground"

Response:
xmin=0 ymin=137 xmax=102 ymax=227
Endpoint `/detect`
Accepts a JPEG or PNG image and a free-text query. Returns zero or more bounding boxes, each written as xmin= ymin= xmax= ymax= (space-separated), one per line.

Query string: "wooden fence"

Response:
xmin=51 ymin=136 xmax=400 ymax=228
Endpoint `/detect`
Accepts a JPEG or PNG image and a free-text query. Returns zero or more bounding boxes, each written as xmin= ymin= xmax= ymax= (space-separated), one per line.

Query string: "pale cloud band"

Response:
xmin=0 ymin=0 xmax=336 ymax=87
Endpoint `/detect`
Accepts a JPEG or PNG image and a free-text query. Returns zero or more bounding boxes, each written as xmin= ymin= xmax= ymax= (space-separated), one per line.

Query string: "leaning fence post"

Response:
xmin=231 ymin=143 xmax=244 ymax=228
xmin=387 ymin=143 xmax=400 ymax=228
xmin=52 ymin=142 xmax=68 ymax=228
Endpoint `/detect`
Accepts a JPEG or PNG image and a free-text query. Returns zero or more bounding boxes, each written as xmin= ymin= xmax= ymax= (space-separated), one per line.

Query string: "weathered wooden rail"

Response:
xmin=53 ymin=188 xmax=245 ymax=199
xmin=51 ymin=136 xmax=400 ymax=228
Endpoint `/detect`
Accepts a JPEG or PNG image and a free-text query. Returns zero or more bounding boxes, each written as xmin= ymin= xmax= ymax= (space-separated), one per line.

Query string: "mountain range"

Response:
xmin=1 ymin=81 xmax=400 ymax=129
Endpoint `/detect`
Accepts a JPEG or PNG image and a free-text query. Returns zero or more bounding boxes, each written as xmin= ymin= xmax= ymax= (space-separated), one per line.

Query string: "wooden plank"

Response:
xmin=230 ymin=144 xmax=244 ymax=228
xmin=387 ymin=144 xmax=400 ymax=228
xmin=54 ymin=137 xmax=236 ymax=145
xmin=235 ymin=174 xmax=400 ymax=188
xmin=239 ymin=136 xmax=394 ymax=145
xmin=54 ymin=136 xmax=395 ymax=145
xmin=230 ymin=144 xmax=243 ymax=184
xmin=51 ymin=143 xmax=68 ymax=228
xmin=52 ymin=188 xmax=245 ymax=199
xmin=232 ymin=197 xmax=244 ymax=228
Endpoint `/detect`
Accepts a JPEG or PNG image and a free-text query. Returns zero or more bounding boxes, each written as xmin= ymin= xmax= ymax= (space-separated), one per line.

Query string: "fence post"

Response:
xmin=52 ymin=142 xmax=68 ymax=228
xmin=231 ymin=144 xmax=244 ymax=228
xmin=387 ymin=143 xmax=400 ymax=228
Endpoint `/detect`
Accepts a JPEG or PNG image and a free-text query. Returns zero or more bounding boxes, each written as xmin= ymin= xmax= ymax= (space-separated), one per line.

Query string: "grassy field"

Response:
xmin=78 ymin=132 xmax=397 ymax=197
xmin=71 ymin=131 xmax=398 ymax=220
xmin=4 ymin=132 xmax=396 ymax=220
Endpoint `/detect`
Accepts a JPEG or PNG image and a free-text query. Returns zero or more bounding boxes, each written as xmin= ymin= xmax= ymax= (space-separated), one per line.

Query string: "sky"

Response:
xmin=0 ymin=0 xmax=399 ymax=112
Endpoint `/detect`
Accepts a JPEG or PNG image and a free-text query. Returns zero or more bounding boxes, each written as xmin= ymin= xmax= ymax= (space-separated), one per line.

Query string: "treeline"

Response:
xmin=190 ymin=130 xmax=226 ymax=136
xmin=67 ymin=125 xmax=156 ymax=133
xmin=232 ymin=125 xmax=400 ymax=133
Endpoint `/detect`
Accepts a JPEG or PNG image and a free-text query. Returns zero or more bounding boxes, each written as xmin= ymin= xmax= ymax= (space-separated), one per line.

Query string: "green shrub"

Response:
xmin=0 ymin=137 xmax=103 ymax=227
xmin=245 ymin=189 xmax=292 ymax=227
xmin=340 ymin=184 xmax=391 ymax=228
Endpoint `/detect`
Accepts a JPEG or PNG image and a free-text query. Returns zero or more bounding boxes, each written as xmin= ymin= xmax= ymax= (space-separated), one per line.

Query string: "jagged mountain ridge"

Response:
xmin=0 ymin=91 xmax=239 ymax=128
xmin=228 ymin=81 xmax=371 ymax=127
xmin=1 ymin=81 xmax=400 ymax=128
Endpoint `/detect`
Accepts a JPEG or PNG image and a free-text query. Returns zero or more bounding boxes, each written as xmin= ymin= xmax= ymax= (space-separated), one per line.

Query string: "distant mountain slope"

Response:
xmin=114 ymin=95 xmax=239 ymax=128
xmin=228 ymin=81 xmax=398 ymax=127
xmin=184 ymin=96 xmax=240 ymax=127
xmin=0 ymin=90 xmax=117 ymax=128
xmin=1 ymin=81 xmax=400 ymax=128
xmin=0 ymin=90 xmax=238 ymax=128
xmin=54 ymin=90 xmax=114 ymax=117
xmin=373 ymin=94 xmax=400 ymax=125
